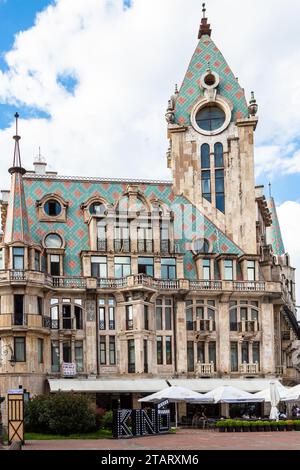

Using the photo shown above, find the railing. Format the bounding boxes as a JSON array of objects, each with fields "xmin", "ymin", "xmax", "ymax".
[
  {"xmin": 190, "ymin": 280, "xmax": 222, "ymax": 291},
  {"xmin": 275, "ymin": 365, "xmax": 285, "ymax": 375},
  {"xmin": 238, "ymin": 321, "xmax": 259, "ymax": 333},
  {"xmin": 152, "ymin": 279, "xmax": 179, "ymax": 290},
  {"xmin": 43, "ymin": 316, "xmax": 51, "ymax": 328},
  {"xmin": 195, "ymin": 319, "xmax": 216, "ymax": 332},
  {"xmin": 233, "ymin": 281, "xmax": 265, "ymax": 292},
  {"xmin": 114, "ymin": 239, "xmax": 131, "ymax": 253},
  {"xmin": 160, "ymin": 240, "xmax": 170, "ymax": 254},
  {"xmin": 62, "ymin": 318, "xmax": 74, "ymax": 330},
  {"xmin": 97, "ymin": 278, "xmax": 128, "ymax": 288},
  {"xmin": 137, "ymin": 239, "xmax": 153, "ymax": 253},
  {"xmin": 240, "ymin": 362, "xmax": 259, "ymax": 374},
  {"xmin": 10, "ymin": 270, "xmax": 26, "ymax": 281},
  {"xmin": 97, "ymin": 239, "xmax": 107, "ymax": 252},
  {"xmin": 52, "ymin": 277, "xmax": 87, "ymax": 288},
  {"xmin": 196, "ymin": 362, "xmax": 214, "ymax": 376}
]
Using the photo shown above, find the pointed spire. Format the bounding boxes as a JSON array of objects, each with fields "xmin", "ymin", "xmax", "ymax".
[
  {"xmin": 266, "ymin": 197, "xmax": 285, "ymax": 256},
  {"xmin": 198, "ymin": 3, "xmax": 212, "ymax": 39},
  {"xmin": 9, "ymin": 113, "xmax": 26, "ymax": 175}
]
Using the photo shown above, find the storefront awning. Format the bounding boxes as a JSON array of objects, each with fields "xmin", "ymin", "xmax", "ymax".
[
  {"xmin": 168, "ymin": 379, "xmax": 283, "ymax": 394},
  {"xmin": 48, "ymin": 378, "xmax": 168, "ymax": 394}
]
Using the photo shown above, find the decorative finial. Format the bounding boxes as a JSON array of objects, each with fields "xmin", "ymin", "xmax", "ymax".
[
  {"xmin": 9, "ymin": 112, "xmax": 26, "ymax": 174},
  {"xmin": 14, "ymin": 112, "xmax": 19, "ymax": 136},
  {"xmin": 175, "ymin": 84, "xmax": 178, "ymax": 94},
  {"xmin": 269, "ymin": 182, "xmax": 272, "ymax": 198},
  {"xmin": 198, "ymin": 2, "xmax": 212, "ymax": 38},
  {"xmin": 248, "ymin": 91, "xmax": 258, "ymax": 117}
]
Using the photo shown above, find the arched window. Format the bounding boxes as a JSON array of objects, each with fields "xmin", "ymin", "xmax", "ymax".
[
  {"xmin": 201, "ymin": 144, "xmax": 210, "ymax": 169},
  {"xmin": 214, "ymin": 143, "xmax": 224, "ymax": 167}
]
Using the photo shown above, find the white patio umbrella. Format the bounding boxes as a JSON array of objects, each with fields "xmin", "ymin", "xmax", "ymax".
[
  {"xmin": 253, "ymin": 382, "xmax": 288, "ymax": 403},
  {"xmin": 138, "ymin": 386, "xmax": 211, "ymax": 427},
  {"xmin": 196, "ymin": 385, "xmax": 263, "ymax": 403},
  {"xmin": 282, "ymin": 384, "xmax": 300, "ymax": 402},
  {"xmin": 269, "ymin": 381, "xmax": 281, "ymax": 420}
]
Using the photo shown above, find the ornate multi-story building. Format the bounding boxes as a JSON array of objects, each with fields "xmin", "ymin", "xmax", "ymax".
[{"xmin": 0, "ymin": 7, "xmax": 299, "ymax": 420}]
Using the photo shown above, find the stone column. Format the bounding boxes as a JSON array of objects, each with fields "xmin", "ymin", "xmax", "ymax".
[
  {"xmin": 85, "ymin": 298, "xmax": 98, "ymax": 375},
  {"xmin": 260, "ymin": 301, "xmax": 275, "ymax": 374},
  {"xmin": 175, "ymin": 299, "xmax": 187, "ymax": 374},
  {"xmin": 218, "ymin": 298, "xmax": 230, "ymax": 374}
]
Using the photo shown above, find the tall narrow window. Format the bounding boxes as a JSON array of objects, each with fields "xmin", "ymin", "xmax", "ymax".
[
  {"xmin": 51, "ymin": 340, "xmax": 60, "ymax": 372},
  {"xmin": 157, "ymin": 336, "xmax": 163, "ymax": 365},
  {"xmin": 14, "ymin": 295, "xmax": 24, "ymax": 326},
  {"xmin": 108, "ymin": 302, "xmax": 115, "ymax": 330},
  {"xmin": 241, "ymin": 341, "xmax": 249, "ymax": 364},
  {"xmin": 165, "ymin": 299, "xmax": 172, "ymax": 330},
  {"xmin": 38, "ymin": 338, "xmax": 44, "ymax": 364},
  {"xmin": 137, "ymin": 219, "xmax": 153, "ymax": 253},
  {"xmin": 224, "ymin": 260, "xmax": 233, "ymax": 280},
  {"xmin": 62, "ymin": 304, "xmax": 72, "ymax": 329},
  {"xmin": 247, "ymin": 261, "xmax": 256, "ymax": 281},
  {"xmin": 75, "ymin": 341, "xmax": 83, "ymax": 372},
  {"xmin": 13, "ymin": 247, "xmax": 24, "ymax": 270},
  {"xmin": 197, "ymin": 342, "xmax": 205, "ymax": 363},
  {"xmin": 37, "ymin": 297, "xmax": 43, "ymax": 316},
  {"xmin": 187, "ymin": 341, "xmax": 194, "ymax": 372},
  {"xmin": 14, "ymin": 337, "xmax": 26, "ymax": 362},
  {"xmin": 229, "ymin": 308, "xmax": 238, "ymax": 331},
  {"xmin": 100, "ymin": 336, "xmax": 106, "ymax": 365},
  {"xmin": 253, "ymin": 342, "xmax": 260, "ymax": 366},
  {"xmin": 126, "ymin": 305, "xmax": 133, "ymax": 330},
  {"xmin": 201, "ymin": 144, "xmax": 210, "ymax": 169},
  {"xmin": 166, "ymin": 336, "xmax": 172, "ymax": 365},
  {"xmin": 203, "ymin": 259, "xmax": 211, "ymax": 280},
  {"xmin": 230, "ymin": 342, "xmax": 238, "ymax": 372},
  {"xmin": 214, "ymin": 143, "xmax": 224, "ymax": 167},
  {"xmin": 109, "ymin": 336, "xmax": 116, "ymax": 365},
  {"xmin": 50, "ymin": 255, "xmax": 60, "ymax": 276},
  {"xmin": 63, "ymin": 340, "xmax": 71, "ymax": 363},
  {"xmin": 0, "ymin": 248, "xmax": 3, "ymax": 269},
  {"xmin": 144, "ymin": 305, "xmax": 149, "ymax": 330},
  {"xmin": 35, "ymin": 250, "xmax": 40, "ymax": 271},
  {"xmin": 160, "ymin": 219, "xmax": 170, "ymax": 253},
  {"xmin": 201, "ymin": 170, "xmax": 211, "ymax": 202},
  {"xmin": 50, "ymin": 304, "xmax": 59, "ymax": 329},
  {"xmin": 144, "ymin": 339, "xmax": 148, "ymax": 373},
  {"xmin": 128, "ymin": 339, "xmax": 135, "ymax": 373},
  {"xmin": 75, "ymin": 305, "xmax": 83, "ymax": 330},
  {"xmin": 114, "ymin": 218, "xmax": 130, "ymax": 252},
  {"xmin": 209, "ymin": 342, "xmax": 216, "ymax": 368},
  {"xmin": 97, "ymin": 220, "xmax": 107, "ymax": 252},
  {"xmin": 161, "ymin": 258, "xmax": 176, "ymax": 280}
]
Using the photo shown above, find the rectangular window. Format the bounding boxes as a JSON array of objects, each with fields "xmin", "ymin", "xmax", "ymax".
[
  {"xmin": 100, "ymin": 336, "xmax": 106, "ymax": 365},
  {"xmin": 166, "ymin": 336, "xmax": 172, "ymax": 365},
  {"xmin": 247, "ymin": 261, "xmax": 256, "ymax": 281},
  {"xmin": 75, "ymin": 341, "xmax": 83, "ymax": 372},
  {"xmin": 230, "ymin": 342, "xmax": 238, "ymax": 372},
  {"xmin": 114, "ymin": 257, "xmax": 131, "ymax": 278},
  {"xmin": 126, "ymin": 305, "xmax": 133, "ymax": 330},
  {"xmin": 114, "ymin": 219, "xmax": 130, "ymax": 252},
  {"xmin": 38, "ymin": 339, "xmax": 44, "ymax": 364},
  {"xmin": 35, "ymin": 250, "xmax": 40, "ymax": 271},
  {"xmin": 128, "ymin": 339, "xmax": 135, "ymax": 373},
  {"xmin": 202, "ymin": 170, "xmax": 211, "ymax": 202},
  {"xmin": 75, "ymin": 305, "xmax": 83, "ymax": 330},
  {"xmin": 50, "ymin": 305, "xmax": 59, "ymax": 329},
  {"xmin": 157, "ymin": 336, "xmax": 163, "ymax": 365},
  {"xmin": 144, "ymin": 339, "xmax": 148, "ymax": 373},
  {"xmin": 138, "ymin": 257, "xmax": 154, "ymax": 277},
  {"xmin": 215, "ymin": 169, "xmax": 225, "ymax": 213},
  {"xmin": 108, "ymin": 305, "xmax": 115, "ymax": 330},
  {"xmin": 251, "ymin": 309, "xmax": 258, "ymax": 323},
  {"xmin": 208, "ymin": 342, "xmax": 216, "ymax": 367},
  {"xmin": 63, "ymin": 340, "xmax": 71, "ymax": 363},
  {"xmin": 99, "ymin": 304, "xmax": 105, "ymax": 330},
  {"xmin": 203, "ymin": 259, "xmax": 211, "ymax": 280},
  {"xmin": 50, "ymin": 254, "xmax": 60, "ymax": 276},
  {"xmin": 37, "ymin": 297, "xmax": 43, "ymax": 316},
  {"xmin": 14, "ymin": 294, "xmax": 24, "ymax": 326},
  {"xmin": 13, "ymin": 247, "xmax": 24, "ymax": 270},
  {"xmin": 137, "ymin": 220, "xmax": 153, "ymax": 253},
  {"xmin": 0, "ymin": 248, "xmax": 3, "ymax": 269},
  {"xmin": 91, "ymin": 256, "xmax": 107, "ymax": 278},
  {"xmin": 240, "ymin": 307, "xmax": 248, "ymax": 321},
  {"xmin": 156, "ymin": 301, "xmax": 163, "ymax": 330},
  {"xmin": 161, "ymin": 258, "xmax": 176, "ymax": 280},
  {"xmin": 51, "ymin": 340, "xmax": 60, "ymax": 372},
  {"xmin": 14, "ymin": 337, "xmax": 26, "ymax": 362},
  {"xmin": 165, "ymin": 302, "xmax": 172, "ymax": 330},
  {"xmin": 187, "ymin": 341, "xmax": 194, "ymax": 372},
  {"xmin": 62, "ymin": 304, "xmax": 72, "ymax": 329},
  {"xmin": 144, "ymin": 305, "xmax": 149, "ymax": 330},
  {"xmin": 109, "ymin": 336, "xmax": 116, "ymax": 365},
  {"xmin": 253, "ymin": 342, "xmax": 260, "ymax": 366},
  {"xmin": 224, "ymin": 260, "xmax": 233, "ymax": 281},
  {"xmin": 241, "ymin": 341, "xmax": 249, "ymax": 364},
  {"xmin": 230, "ymin": 308, "xmax": 238, "ymax": 331},
  {"xmin": 197, "ymin": 342, "xmax": 205, "ymax": 363},
  {"xmin": 186, "ymin": 307, "xmax": 194, "ymax": 331},
  {"xmin": 160, "ymin": 221, "xmax": 169, "ymax": 253}
]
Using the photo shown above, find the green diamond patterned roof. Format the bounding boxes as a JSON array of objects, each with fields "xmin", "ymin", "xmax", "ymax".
[
  {"xmin": 175, "ymin": 34, "xmax": 249, "ymax": 126},
  {"xmin": 267, "ymin": 197, "xmax": 285, "ymax": 256},
  {"xmin": 22, "ymin": 175, "xmax": 243, "ymax": 278}
]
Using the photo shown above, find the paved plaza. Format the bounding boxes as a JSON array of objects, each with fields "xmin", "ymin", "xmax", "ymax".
[{"xmin": 21, "ymin": 429, "xmax": 300, "ymax": 451}]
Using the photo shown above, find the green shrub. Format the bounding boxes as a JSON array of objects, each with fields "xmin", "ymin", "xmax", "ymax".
[
  {"xmin": 25, "ymin": 392, "xmax": 96, "ymax": 435},
  {"xmin": 101, "ymin": 411, "xmax": 113, "ymax": 430}
]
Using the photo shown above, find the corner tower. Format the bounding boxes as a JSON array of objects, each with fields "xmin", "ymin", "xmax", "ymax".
[{"xmin": 166, "ymin": 4, "xmax": 258, "ymax": 253}]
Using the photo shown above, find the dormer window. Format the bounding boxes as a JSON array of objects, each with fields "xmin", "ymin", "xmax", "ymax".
[
  {"xmin": 44, "ymin": 199, "xmax": 61, "ymax": 216},
  {"xmin": 44, "ymin": 233, "xmax": 63, "ymax": 249},
  {"xmin": 90, "ymin": 202, "xmax": 106, "ymax": 216}
]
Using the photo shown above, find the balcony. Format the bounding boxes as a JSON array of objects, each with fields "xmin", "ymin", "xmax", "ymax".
[
  {"xmin": 233, "ymin": 281, "xmax": 265, "ymax": 292},
  {"xmin": 0, "ymin": 270, "xmax": 53, "ymax": 286},
  {"xmin": 196, "ymin": 362, "xmax": 214, "ymax": 377},
  {"xmin": 238, "ymin": 321, "xmax": 259, "ymax": 334},
  {"xmin": 114, "ymin": 239, "xmax": 130, "ymax": 253},
  {"xmin": 240, "ymin": 362, "xmax": 259, "ymax": 375},
  {"xmin": 97, "ymin": 277, "xmax": 128, "ymax": 289},
  {"xmin": 190, "ymin": 280, "xmax": 222, "ymax": 291},
  {"xmin": 97, "ymin": 239, "xmax": 107, "ymax": 252},
  {"xmin": 160, "ymin": 240, "xmax": 170, "ymax": 254},
  {"xmin": 0, "ymin": 313, "xmax": 49, "ymax": 331},
  {"xmin": 194, "ymin": 319, "xmax": 216, "ymax": 333},
  {"xmin": 52, "ymin": 277, "xmax": 87, "ymax": 289}
]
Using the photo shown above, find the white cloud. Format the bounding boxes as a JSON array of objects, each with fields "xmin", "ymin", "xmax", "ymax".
[
  {"xmin": 0, "ymin": 0, "xmax": 298, "ymax": 188},
  {"xmin": 278, "ymin": 201, "xmax": 300, "ymax": 304}
]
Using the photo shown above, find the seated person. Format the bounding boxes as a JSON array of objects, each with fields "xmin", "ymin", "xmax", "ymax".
[
  {"xmin": 241, "ymin": 412, "xmax": 250, "ymax": 419},
  {"xmin": 279, "ymin": 411, "xmax": 287, "ymax": 419}
]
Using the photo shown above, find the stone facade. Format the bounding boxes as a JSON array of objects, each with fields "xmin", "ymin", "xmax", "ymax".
[{"xmin": 0, "ymin": 9, "xmax": 299, "ymax": 423}]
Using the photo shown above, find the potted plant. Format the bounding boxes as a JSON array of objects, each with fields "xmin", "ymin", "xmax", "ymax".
[
  {"xmin": 277, "ymin": 420, "xmax": 286, "ymax": 432},
  {"xmin": 226, "ymin": 419, "xmax": 234, "ymax": 433},
  {"xmin": 216, "ymin": 420, "xmax": 226, "ymax": 433},
  {"xmin": 270, "ymin": 421, "xmax": 278, "ymax": 432},
  {"xmin": 234, "ymin": 420, "xmax": 242, "ymax": 432},
  {"xmin": 294, "ymin": 420, "xmax": 300, "ymax": 431},
  {"xmin": 241, "ymin": 421, "xmax": 250, "ymax": 432},
  {"xmin": 286, "ymin": 420, "xmax": 294, "ymax": 431},
  {"xmin": 250, "ymin": 421, "xmax": 258, "ymax": 432},
  {"xmin": 256, "ymin": 420, "xmax": 265, "ymax": 432},
  {"xmin": 263, "ymin": 421, "xmax": 271, "ymax": 432}
]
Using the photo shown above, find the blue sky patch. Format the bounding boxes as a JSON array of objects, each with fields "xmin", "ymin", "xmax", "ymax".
[
  {"xmin": 57, "ymin": 74, "xmax": 78, "ymax": 95},
  {"xmin": 0, "ymin": 103, "xmax": 50, "ymax": 129}
]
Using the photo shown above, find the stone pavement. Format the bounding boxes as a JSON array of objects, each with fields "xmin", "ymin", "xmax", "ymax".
[{"xmin": 21, "ymin": 429, "xmax": 300, "ymax": 451}]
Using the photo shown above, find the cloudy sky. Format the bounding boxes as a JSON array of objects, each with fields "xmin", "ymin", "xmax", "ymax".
[{"xmin": 0, "ymin": 0, "xmax": 299, "ymax": 301}]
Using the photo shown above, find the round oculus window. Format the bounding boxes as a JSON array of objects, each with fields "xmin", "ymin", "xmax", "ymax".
[
  {"xmin": 193, "ymin": 238, "xmax": 210, "ymax": 255},
  {"xmin": 195, "ymin": 105, "xmax": 226, "ymax": 132},
  {"xmin": 44, "ymin": 199, "xmax": 62, "ymax": 216},
  {"xmin": 44, "ymin": 233, "xmax": 63, "ymax": 249}
]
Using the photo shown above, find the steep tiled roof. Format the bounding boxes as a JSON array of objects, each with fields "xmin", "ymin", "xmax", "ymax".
[
  {"xmin": 174, "ymin": 34, "xmax": 249, "ymax": 126},
  {"xmin": 267, "ymin": 197, "xmax": 285, "ymax": 256},
  {"xmin": 23, "ymin": 177, "xmax": 243, "ymax": 278}
]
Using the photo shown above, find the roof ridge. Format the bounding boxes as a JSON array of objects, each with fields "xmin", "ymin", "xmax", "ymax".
[{"xmin": 24, "ymin": 173, "xmax": 173, "ymax": 185}]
